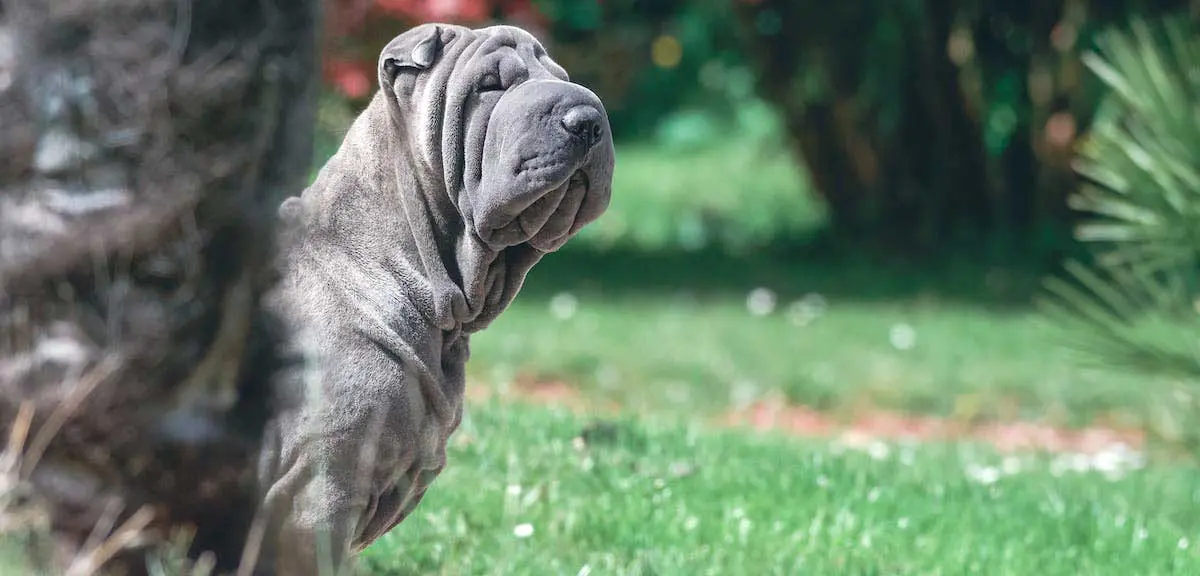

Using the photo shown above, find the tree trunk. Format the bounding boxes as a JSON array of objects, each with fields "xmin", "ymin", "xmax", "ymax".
[
  {"xmin": 735, "ymin": 0, "xmax": 1191, "ymax": 257},
  {"xmin": 736, "ymin": 0, "xmax": 993, "ymax": 254},
  {"xmin": 0, "ymin": 0, "xmax": 318, "ymax": 572}
]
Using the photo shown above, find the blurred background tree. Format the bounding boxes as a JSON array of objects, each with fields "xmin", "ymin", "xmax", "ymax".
[
  {"xmin": 321, "ymin": 0, "xmax": 754, "ymax": 145},
  {"xmin": 736, "ymin": 0, "xmax": 1197, "ymax": 255}
]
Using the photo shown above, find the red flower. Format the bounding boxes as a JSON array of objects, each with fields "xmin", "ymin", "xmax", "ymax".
[
  {"xmin": 324, "ymin": 58, "xmax": 374, "ymax": 99},
  {"xmin": 320, "ymin": 0, "xmax": 549, "ymax": 96},
  {"xmin": 373, "ymin": 0, "xmax": 490, "ymax": 22}
]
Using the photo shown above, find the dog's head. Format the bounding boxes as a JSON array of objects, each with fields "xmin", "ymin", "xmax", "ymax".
[{"xmin": 377, "ymin": 23, "xmax": 614, "ymax": 254}]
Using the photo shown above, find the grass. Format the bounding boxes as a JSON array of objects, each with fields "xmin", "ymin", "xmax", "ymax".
[
  {"xmin": 361, "ymin": 401, "xmax": 1200, "ymax": 575},
  {"xmin": 470, "ymin": 279, "xmax": 1182, "ymax": 426}
]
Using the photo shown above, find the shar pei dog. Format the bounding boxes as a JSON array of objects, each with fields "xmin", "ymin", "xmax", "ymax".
[{"xmin": 257, "ymin": 23, "xmax": 615, "ymax": 573}]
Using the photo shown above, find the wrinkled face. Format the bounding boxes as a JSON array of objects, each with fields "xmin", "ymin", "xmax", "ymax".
[{"xmin": 379, "ymin": 24, "xmax": 614, "ymax": 253}]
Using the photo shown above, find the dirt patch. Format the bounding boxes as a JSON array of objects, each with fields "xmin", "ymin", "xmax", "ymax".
[
  {"xmin": 720, "ymin": 400, "xmax": 1145, "ymax": 454},
  {"xmin": 467, "ymin": 376, "xmax": 1146, "ymax": 455},
  {"xmin": 466, "ymin": 375, "xmax": 621, "ymax": 414}
]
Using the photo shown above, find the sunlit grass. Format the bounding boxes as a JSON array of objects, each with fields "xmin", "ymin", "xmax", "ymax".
[
  {"xmin": 471, "ymin": 286, "xmax": 1182, "ymax": 426},
  {"xmin": 361, "ymin": 402, "xmax": 1200, "ymax": 575}
]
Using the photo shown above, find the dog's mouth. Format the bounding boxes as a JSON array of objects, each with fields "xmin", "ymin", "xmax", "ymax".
[
  {"xmin": 477, "ymin": 167, "xmax": 591, "ymax": 253},
  {"xmin": 525, "ymin": 169, "xmax": 590, "ymax": 252}
]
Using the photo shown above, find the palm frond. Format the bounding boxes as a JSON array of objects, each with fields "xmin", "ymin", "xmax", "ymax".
[
  {"xmin": 1043, "ymin": 14, "xmax": 1200, "ymax": 381},
  {"xmin": 1073, "ymin": 16, "xmax": 1200, "ymax": 267},
  {"xmin": 1039, "ymin": 259, "xmax": 1200, "ymax": 380}
]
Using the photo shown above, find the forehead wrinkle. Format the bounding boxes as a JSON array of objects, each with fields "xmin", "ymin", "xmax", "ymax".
[
  {"xmin": 515, "ymin": 43, "xmax": 561, "ymax": 80},
  {"xmin": 480, "ymin": 24, "xmax": 533, "ymax": 43},
  {"xmin": 475, "ymin": 32, "xmax": 518, "ymax": 58},
  {"xmin": 413, "ymin": 37, "xmax": 468, "ymax": 170},
  {"xmin": 479, "ymin": 33, "xmax": 556, "ymax": 82}
]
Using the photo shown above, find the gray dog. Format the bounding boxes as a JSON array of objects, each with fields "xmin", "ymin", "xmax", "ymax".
[{"xmin": 256, "ymin": 23, "xmax": 614, "ymax": 573}]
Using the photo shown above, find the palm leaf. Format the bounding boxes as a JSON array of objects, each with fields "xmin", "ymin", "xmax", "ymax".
[{"xmin": 1042, "ymin": 14, "xmax": 1200, "ymax": 381}]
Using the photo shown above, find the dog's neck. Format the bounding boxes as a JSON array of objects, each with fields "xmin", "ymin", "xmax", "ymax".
[{"xmin": 292, "ymin": 94, "xmax": 540, "ymax": 335}]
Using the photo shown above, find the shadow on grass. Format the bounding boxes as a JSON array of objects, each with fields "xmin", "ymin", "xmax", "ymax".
[{"xmin": 523, "ymin": 238, "xmax": 1082, "ymax": 309}]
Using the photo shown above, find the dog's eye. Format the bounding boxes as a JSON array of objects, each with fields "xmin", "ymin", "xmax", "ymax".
[{"xmin": 478, "ymin": 73, "xmax": 504, "ymax": 93}]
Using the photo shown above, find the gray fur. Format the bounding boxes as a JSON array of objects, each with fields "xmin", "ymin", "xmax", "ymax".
[{"xmin": 258, "ymin": 23, "xmax": 615, "ymax": 572}]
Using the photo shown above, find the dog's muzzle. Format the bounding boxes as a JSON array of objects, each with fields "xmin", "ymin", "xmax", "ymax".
[{"xmin": 472, "ymin": 78, "xmax": 615, "ymax": 253}]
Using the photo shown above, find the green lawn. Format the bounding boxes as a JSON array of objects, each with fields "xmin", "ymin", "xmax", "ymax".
[
  {"xmin": 361, "ymin": 402, "xmax": 1200, "ymax": 575},
  {"xmin": 472, "ymin": 250, "xmax": 1189, "ymax": 427}
]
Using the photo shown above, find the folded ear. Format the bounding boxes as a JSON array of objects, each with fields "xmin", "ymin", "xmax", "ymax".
[{"xmin": 378, "ymin": 25, "xmax": 444, "ymax": 89}]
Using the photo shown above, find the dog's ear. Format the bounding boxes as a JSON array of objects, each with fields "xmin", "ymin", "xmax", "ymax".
[{"xmin": 378, "ymin": 25, "xmax": 444, "ymax": 88}]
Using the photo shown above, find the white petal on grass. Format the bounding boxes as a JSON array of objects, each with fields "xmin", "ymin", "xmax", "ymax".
[
  {"xmin": 549, "ymin": 292, "xmax": 578, "ymax": 320},
  {"xmin": 506, "ymin": 484, "xmax": 522, "ymax": 497},
  {"xmin": 888, "ymin": 323, "xmax": 917, "ymax": 350},
  {"xmin": 1001, "ymin": 456, "xmax": 1022, "ymax": 475},
  {"xmin": 513, "ymin": 523, "xmax": 535, "ymax": 538},
  {"xmin": 746, "ymin": 287, "xmax": 777, "ymax": 316},
  {"xmin": 595, "ymin": 364, "xmax": 621, "ymax": 390},
  {"xmin": 964, "ymin": 464, "xmax": 1001, "ymax": 485},
  {"xmin": 1102, "ymin": 469, "xmax": 1127, "ymax": 482},
  {"xmin": 1104, "ymin": 442, "xmax": 1147, "ymax": 471},
  {"xmin": 729, "ymin": 380, "xmax": 760, "ymax": 408},
  {"xmin": 785, "ymin": 293, "xmax": 827, "ymax": 326},
  {"xmin": 1069, "ymin": 453, "xmax": 1092, "ymax": 473},
  {"xmin": 738, "ymin": 518, "xmax": 753, "ymax": 541},
  {"xmin": 1180, "ymin": 537, "xmax": 1190, "ymax": 550},
  {"xmin": 867, "ymin": 441, "xmax": 891, "ymax": 461},
  {"xmin": 1049, "ymin": 456, "xmax": 1069, "ymax": 477}
]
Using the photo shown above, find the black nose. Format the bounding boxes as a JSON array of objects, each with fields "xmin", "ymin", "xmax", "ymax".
[{"xmin": 561, "ymin": 105, "xmax": 604, "ymax": 149}]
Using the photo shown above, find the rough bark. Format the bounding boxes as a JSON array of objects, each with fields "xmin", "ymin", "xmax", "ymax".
[{"xmin": 0, "ymin": 0, "xmax": 318, "ymax": 572}]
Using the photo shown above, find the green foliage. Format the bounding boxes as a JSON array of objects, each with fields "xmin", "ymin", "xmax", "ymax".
[
  {"xmin": 574, "ymin": 140, "xmax": 818, "ymax": 252},
  {"xmin": 532, "ymin": 0, "xmax": 754, "ymax": 143},
  {"xmin": 1041, "ymin": 15, "xmax": 1200, "ymax": 382},
  {"xmin": 1073, "ymin": 17, "xmax": 1200, "ymax": 269}
]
